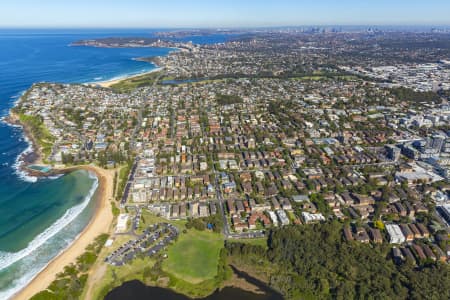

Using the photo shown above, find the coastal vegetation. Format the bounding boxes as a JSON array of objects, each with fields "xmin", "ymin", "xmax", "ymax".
[
  {"xmin": 87, "ymin": 205, "xmax": 228, "ymax": 299},
  {"xmin": 113, "ymin": 171, "xmax": 118, "ymax": 196},
  {"xmin": 93, "ymin": 256, "xmax": 157, "ymax": 300},
  {"xmin": 110, "ymin": 71, "xmax": 162, "ymax": 93},
  {"xmin": 226, "ymin": 221, "xmax": 450, "ymax": 300},
  {"xmin": 111, "ymin": 201, "xmax": 120, "ymax": 217},
  {"xmin": 16, "ymin": 112, "xmax": 55, "ymax": 161},
  {"xmin": 30, "ymin": 234, "xmax": 109, "ymax": 300}
]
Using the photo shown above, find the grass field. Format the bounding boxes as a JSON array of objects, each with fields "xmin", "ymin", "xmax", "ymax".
[
  {"xmin": 86, "ymin": 218, "xmax": 227, "ymax": 299},
  {"xmin": 162, "ymin": 230, "xmax": 224, "ymax": 284}
]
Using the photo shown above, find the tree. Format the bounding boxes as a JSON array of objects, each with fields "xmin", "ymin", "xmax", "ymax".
[{"xmin": 227, "ymin": 221, "xmax": 450, "ymax": 300}]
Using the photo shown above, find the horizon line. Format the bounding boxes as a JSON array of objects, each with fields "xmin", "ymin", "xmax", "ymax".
[{"xmin": 1, "ymin": 24, "xmax": 450, "ymax": 30}]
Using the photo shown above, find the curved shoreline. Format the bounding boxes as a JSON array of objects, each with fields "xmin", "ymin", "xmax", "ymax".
[
  {"xmin": 4, "ymin": 110, "xmax": 116, "ymax": 300},
  {"xmin": 12, "ymin": 165, "xmax": 115, "ymax": 300},
  {"xmin": 91, "ymin": 47, "xmax": 180, "ymax": 88},
  {"xmin": 5, "ymin": 45, "xmax": 173, "ymax": 299},
  {"xmin": 94, "ymin": 67, "xmax": 163, "ymax": 88}
]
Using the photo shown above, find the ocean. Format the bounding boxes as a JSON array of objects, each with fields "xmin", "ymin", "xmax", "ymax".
[{"xmin": 0, "ymin": 28, "xmax": 232, "ymax": 299}]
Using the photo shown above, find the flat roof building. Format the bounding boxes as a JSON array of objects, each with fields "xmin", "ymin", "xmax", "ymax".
[
  {"xmin": 386, "ymin": 224, "xmax": 406, "ymax": 244},
  {"xmin": 302, "ymin": 212, "xmax": 325, "ymax": 224},
  {"xmin": 276, "ymin": 209, "xmax": 290, "ymax": 226},
  {"xmin": 116, "ymin": 214, "xmax": 129, "ymax": 233}
]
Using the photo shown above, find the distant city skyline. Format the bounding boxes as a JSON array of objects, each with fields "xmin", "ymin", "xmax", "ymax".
[{"xmin": 2, "ymin": 0, "xmax": 450, "ymax": 28}]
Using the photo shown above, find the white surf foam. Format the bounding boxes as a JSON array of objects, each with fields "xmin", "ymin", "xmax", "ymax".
[
  {"xmin": 2, "ymin": 89, "xmax": 38, "ymax": 183},
  {"xmin": 0, "ymin": 172, "xmax": 99, "ymax": 272},
  {"xmin": 12, "ymin": 134, "xmax": 38, "ymax": 183},
  {"xmin": 0, "ymin": 172, "xmax": 99, "ymax": 300},
  {"xmin": 0, "ymin": 263, "xmax": 43, "ymax": 300},
  {"xmin": 90, "ymin": 66, "xmax": 162, "ymax": 86},
  {"xmin": 47, "ymin": 174, "xmax": 63, "ymax": 180}
]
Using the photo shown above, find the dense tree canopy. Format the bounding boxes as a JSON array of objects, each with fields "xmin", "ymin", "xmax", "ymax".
[
  {"xmin": 216, "ymin": 94, "xmax": 243, "ymax": 105},
  {"xmin": 391, "ymin": 87, "xmax": 441, "ymax": 104},
  {"xmin": 226, "ymin": 221, "xmax": 450, "ymax": 300}
]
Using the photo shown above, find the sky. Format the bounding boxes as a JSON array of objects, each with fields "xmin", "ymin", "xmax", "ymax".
[{"xmin": 1, "ymin": 0, "xmax": 450, "ymax": 28}]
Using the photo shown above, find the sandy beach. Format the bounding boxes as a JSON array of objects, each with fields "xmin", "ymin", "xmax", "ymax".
[
  {"xmin": 94, "ymin": 67, "xmax": 163, "ymax": 88},
  {"xmin": 13, "ymin": 165, "xmax": 115, "ymax": 300}
]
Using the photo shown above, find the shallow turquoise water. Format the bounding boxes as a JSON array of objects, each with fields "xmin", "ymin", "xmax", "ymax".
[
  {"xmin": 0, "ymin": 29, "xmax": 232, "ymax": 298},
  {"xmin": 0, "ymin": 29, "xmax": 174, "ymax": 298},
  {"xmin": 0, "ymin": 170, "xmax": 98, "ymax": 298}
]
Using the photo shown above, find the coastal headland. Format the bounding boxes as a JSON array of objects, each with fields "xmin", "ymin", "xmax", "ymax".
[
  {"xmin": 6, "ymin": 96, "xmax": 118, "ymax": 300},
  {"xmin": 6, "ymin": 106, "xmax": 115, "ymax": 299},
  {"xmin": 4, "ymin": 41, "xmax": 276, "ymax": 299},
  {"xmin": 3, "ymin": 44, "xmax": 170, "ymax": 299},
  {"xmin": 5, "ymin": 111, "xmax": 44, "ymax": 167}
]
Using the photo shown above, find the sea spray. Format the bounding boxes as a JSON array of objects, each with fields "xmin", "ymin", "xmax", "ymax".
[{"xmin": 11, "ymin": 132, "xmax": 38, "ymax": 183}]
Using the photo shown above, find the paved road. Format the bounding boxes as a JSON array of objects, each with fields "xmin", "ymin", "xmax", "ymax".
[
  {"xmin": 228, "ymin": 230, "xmax": 265, "ymax": 239},
  {"xmin": 130, "ymin": 72, "xmax": 164, "ymax": 151},
  {"xmin": 120, "ymin": 157, "xmax": 139, "ymax": 207},
  {"xmin": 212, "ymin": 165, "xmax": 231, "ymax": 237}
]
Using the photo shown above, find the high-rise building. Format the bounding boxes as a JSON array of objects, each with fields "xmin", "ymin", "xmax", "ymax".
[{"xmin": 386, "ymin": 145, "xmax": 401, "ymax": 161}]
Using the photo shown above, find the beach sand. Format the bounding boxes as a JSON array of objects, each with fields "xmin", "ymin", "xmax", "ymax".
[
  {"xmin": 13, "ymin": 165, "xmax": 115, "ymax": 300},
  {"xmin": 94, "ymin": 67, "xmax": 163, "ymax": 88}
]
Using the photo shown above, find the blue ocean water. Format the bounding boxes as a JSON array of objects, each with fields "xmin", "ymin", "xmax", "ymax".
[
  {"xmin": 0, "ymin": 29, "xmax": 186, "ymax": 299},
  {"xmin": 0, "ymin": 29, "xmax": 233, "ymax": 299}
]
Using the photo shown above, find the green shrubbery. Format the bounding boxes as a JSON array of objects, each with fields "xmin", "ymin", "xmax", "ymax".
[
  {"xmin": 30, "ymin": 234, "xmax": 109, "ymax": 300},
  {"xmin": 185, "ymin": 214, "xmax": 223, "ymax": 233},
  {"xmin": 18, "ymin": 113, "xmax": 55, "ymax": 160}
]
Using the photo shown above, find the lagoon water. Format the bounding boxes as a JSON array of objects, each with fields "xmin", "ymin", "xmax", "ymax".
[{"xmin": 0, "ymin": 29, "xmax": 184, "ymax": 298}]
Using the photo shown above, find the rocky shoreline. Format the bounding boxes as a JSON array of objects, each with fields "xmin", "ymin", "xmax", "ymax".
[{"xmin": 3, "ymin": 112, "xmax": 62, "ymax": 178}]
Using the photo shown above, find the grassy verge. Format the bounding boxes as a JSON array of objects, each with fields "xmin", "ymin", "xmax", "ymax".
[
  {"xmin": 115, "ymin": 163, "xmax": 131, "ymax": 201},
  {"xmin": 111, "ymin": 201, "xmax": 120, "ymax": 217}
]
